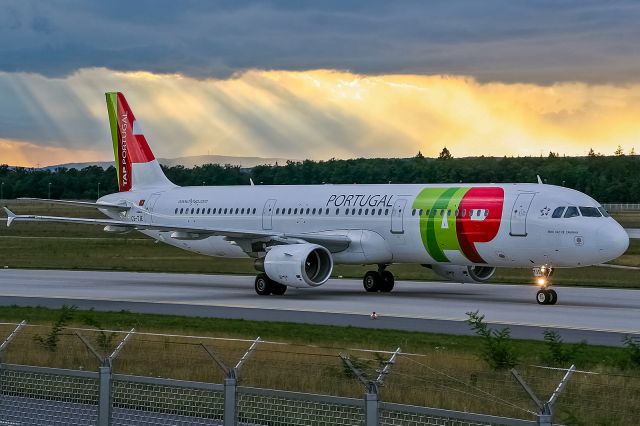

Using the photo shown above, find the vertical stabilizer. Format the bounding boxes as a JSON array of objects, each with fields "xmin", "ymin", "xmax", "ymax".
[{"xmin": 105, "ymin": 92, "xmax": 175, "ymax": 192}]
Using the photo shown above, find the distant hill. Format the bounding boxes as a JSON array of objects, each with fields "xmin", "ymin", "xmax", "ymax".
[{"xmin": 44, "ymin": 154, "xmax": 295, "ymax": 170}]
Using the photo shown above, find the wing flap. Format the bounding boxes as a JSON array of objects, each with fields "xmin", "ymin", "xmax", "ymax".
[{"xmin": 18, "ymin": 198, "xmax": 130, "ymax": 212}]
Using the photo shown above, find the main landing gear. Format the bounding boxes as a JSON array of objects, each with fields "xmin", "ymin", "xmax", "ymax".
[
  {"xmin": 363, "ymin": 265, "xmax": 395, "ymax": 293},
  {"xmin": 534, "ymin": 265, "xmax": 557, "ymax": 305},
  {"xmin": 255, "ymin": 273, "xmax": 287, "ymax": 296}
]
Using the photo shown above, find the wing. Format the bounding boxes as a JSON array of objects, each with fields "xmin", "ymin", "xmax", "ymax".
[
  {"xmin": 18, "ymin": 198, "xmax": 130, "ymax": 212},
  {"xmin": 2, "ymin": 207, "xmax": 350, "ymax": 252}
]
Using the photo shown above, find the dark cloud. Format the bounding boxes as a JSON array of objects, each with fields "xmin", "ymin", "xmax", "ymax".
[{"xmin": 0, "ymin": 1, "xmax": 639, "ymax": 83}]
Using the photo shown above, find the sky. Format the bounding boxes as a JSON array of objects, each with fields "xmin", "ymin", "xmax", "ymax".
[{"xmin": 1, "ymin": 0, "xmax": 639, "ymax": 167}]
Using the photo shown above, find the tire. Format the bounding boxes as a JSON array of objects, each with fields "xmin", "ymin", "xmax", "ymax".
[
  {"xmin": 363, "ymin": 271, "xmax": 381, "ymax": 292},
  {"xmin": 271, "ymin": 282, "xmax": 287, "ymax": 296},
  {"xmin": 547, "ymin": 289, "xmax": 557, "ymax": 305},
  {"xmin": 536, "ymin": 289, "xmax": 549, "ymax": 305},
  {"xmin": 379, "ymin": 270, "xmax": 395, "ymax": 292},
  {"xmin": 255, "ymin": 273, "xmax": 272, "ymax": 296}
]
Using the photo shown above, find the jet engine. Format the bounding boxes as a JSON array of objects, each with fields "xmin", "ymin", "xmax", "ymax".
[
  {"xmin": 429, "ymin": 265, "xmax": 496, "ymax": 283},
  {"xmin": 263, "ymin": 243, "xmax": 333, "ymax": 288}
]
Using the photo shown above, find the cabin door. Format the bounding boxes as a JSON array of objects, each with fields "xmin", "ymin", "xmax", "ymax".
[
  {"xmin": 391, "ymin": 199, "xmax": 407, "ymax": 234},
  {"xmin": 509, "ymin": 192, "xmax": 535, "ymax": 237}
]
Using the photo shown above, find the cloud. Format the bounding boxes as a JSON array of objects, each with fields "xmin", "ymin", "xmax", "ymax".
[
  {"xmin": 0, "ymin": 1, "xmax": 639, "ymax": 83},
  {"xmin": 1, "ymin": 67, "xmax": 640, "ymax": 167}
]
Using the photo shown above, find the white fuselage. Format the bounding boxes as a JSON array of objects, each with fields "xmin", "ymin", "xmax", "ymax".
[{"xmin": 99, "ymin": 183, "xmax": 629, "ymax": 269}]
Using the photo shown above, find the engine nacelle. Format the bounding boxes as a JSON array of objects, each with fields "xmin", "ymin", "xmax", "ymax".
[
  {"xmin": 429, "ymin": 265, "xmax": 496, "ymax": 283},
  {"xmin": 264, "ymin": 244, "xmax": 333, "ymax": 288}
]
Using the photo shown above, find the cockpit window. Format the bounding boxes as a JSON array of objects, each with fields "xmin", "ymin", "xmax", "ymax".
[
  {"xmin": 579, "ymin": 207, "xmax": 602, "ymax": 217},
  {"xmin": 564, "ymin": 206, "xmax": 580, "ymax": 218},
  {"xmin": 551, "ymin": 207, "xmax": 565, "ymax": 218},
  {"xmin": 598, "ymin": 206, "xmax": 610, "ymax": 217}
]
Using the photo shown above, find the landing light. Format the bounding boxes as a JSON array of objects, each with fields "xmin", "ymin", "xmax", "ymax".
[{"xmin": 536, "ymin": 277, "xmax": 547, "ymax": 287}]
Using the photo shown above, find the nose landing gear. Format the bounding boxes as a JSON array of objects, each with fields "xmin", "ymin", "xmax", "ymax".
[{"xmin": 534, "ymin": 266, "xmax": 557, "ymax": 305}]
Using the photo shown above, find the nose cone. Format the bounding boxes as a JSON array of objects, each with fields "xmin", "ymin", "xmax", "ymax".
[{"xmin": 597, "ymin": 222, "xmax": 629, "ymax": 262}]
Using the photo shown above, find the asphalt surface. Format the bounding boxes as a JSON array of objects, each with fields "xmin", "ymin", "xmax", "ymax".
[{"xmin": 0, "ymin": 269, "xmax": 638, "ymax": 346}]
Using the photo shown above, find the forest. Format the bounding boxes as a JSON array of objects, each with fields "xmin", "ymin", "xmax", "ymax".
[{"xmin": 1, "ymin": 151, "xmax": 639, "ymax": 202}]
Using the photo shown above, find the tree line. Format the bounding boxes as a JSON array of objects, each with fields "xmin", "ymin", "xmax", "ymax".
[{"xmin": 1, "ymin": 152, "xmax": 639, "ymax": 202}]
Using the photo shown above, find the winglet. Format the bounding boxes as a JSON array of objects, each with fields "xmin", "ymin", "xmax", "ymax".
[
  {"xmin": 250, "ymin": 178, "xmax": 255, "ymax": 186},
  {"xmin": 536, "ymin": 175, "xmax": 543, "ymax": 184},
  {"xmin": 3, "ymin": 207, "xmax": 16, "ymax": 227}
]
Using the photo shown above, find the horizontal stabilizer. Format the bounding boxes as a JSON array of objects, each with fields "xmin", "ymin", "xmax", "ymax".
[
  {"xmin": 18, "ymin": 198, "xmax": 130, "ymax": 212},
  {"xmin": 3, "ymin": 207, "xmax": 16, "ymax": 227}
]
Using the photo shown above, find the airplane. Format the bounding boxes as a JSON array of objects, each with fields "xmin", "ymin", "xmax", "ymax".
[{"xmin": 3, "ymin": 92, "xmax": 631, "ymax": 305}]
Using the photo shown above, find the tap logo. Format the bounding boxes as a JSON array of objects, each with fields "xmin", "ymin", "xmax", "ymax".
[{"xmin": 413, "ymin": 187, "xmax": 504, "ymax": 263}]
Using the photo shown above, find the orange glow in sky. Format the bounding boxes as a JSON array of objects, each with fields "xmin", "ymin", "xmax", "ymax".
[{"xmin": 1, "ymin": 68, "xmax": 639, "ymax": 167}]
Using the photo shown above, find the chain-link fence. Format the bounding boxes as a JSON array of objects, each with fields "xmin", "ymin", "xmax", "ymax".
[
  {"xmin": 0, "ymin": 321, "xmax": 638, "ymax": 425},
  {"xmin": 603, "ymin": 203, "xmax": 640, "ymax": 211}
]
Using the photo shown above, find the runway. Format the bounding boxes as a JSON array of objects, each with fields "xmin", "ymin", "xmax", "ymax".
[{"xmin": 0, "ymin": 269, "xmax": 638, "ymax": 346}]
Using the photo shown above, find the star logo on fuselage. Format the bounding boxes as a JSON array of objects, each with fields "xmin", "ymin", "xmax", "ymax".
[{"xmin": 540, "ymin": 206, "xmax": 550, "ymax": 216}]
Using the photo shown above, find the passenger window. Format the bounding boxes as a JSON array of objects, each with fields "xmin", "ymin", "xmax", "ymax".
[
  {"xmin": 190, "ymin": 208, "xmax": 194, "ymax": 214},
  {"xmin": 412, "ymin": 209, "xmax": 416, "ymax": 216},
  {"xmin": 174, "ymin": 208, "xmax": 178, "ymax": 214},
  {"xmin": 564, "ymin": 206, "xmax": 580, "ymax": 218},
  {"xmin": 425, "ymin": 209, "xmax": 430, "ymax": 216},
  {"xmin": 252, "ymin": 208, "xmax": 256, "ymax": 214},
  {"xmin": 484, "ymin": 209, "xmax": 489, "ymax": 217},
  {"xmin": 345, "ymin": 209, "xmax": 350, "ymax": 215},
  {"xmin": 312, "ymin": 208, "xmax": 316, "ymax": 214},
  {"xmin": 365, "ymin": 208, "xmax": 369, "ymax": 215},
  {"xmin": 207, "ymin": 208, "xmax": 211, "ymax": 214},
  {"xmin": 358, "ymin": 208, "xmax": 362, "ymax": 215},
  {"xmin": 579, "ymin": 207, "xmax": 602, "ymax": 217},
  {"xmin": 461, "ymin": 209, "xmax": 466, "ymax": 217},
  {"xmin": 552, "ymin": 207, "xmax": 565, "ymax": 218},
  {"xmin": 306, "ymin": 208, "xmax": 310, "ymax": 214},
  {"xmin": 385, "ymin": 209, "xmax": 389, "ymax": 215},
  {"xmin": 336, "ymin": 208, "xmax": 340, "ymax": 215},
  {"xmin": 326, "ymin": 208, "xmax": 329, "ymax": 214},
  {"xmin": 352, "ymin": 208, "xmax": 356, "ymax": 215},
  {"xmin": 378, "ymin": 208, "xmax": 382, "ymax": 215},
  {"xmin": 275, "ymin": 208, "xmax": 278, "ymax": 214},
  {"xmin": 179, "ymin": 208, "xmax": 183, "ymax": 214}
]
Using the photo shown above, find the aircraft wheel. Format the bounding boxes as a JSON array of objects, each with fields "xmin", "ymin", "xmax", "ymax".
[
  {"xmin": 255, "ymin": 273, "xmax": 272, "ymax": 296},
  {"xmin": 547, "ymin": 289, "xmax": 557, "ymax": 305},
  {"xmin": 380, "ymin": 271, "xmax": 395, "ymax": 292},
  {"xmin": 363, "ymin": 271, "xmax": 381, "ymax": 292},
  {"xmin": 271, "ymin": 282, "xmax": 287, "ymax": 296},
  {"xmin": 536, "ymin": 289, "xmax": 549, "ymax": 305}
]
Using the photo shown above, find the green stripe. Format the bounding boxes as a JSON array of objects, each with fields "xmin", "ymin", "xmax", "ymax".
[
  {"xmin": 105, "ymin": 92, "xmax": 120, "ymax": 184},
  {"xmin": 413, "ymin": 187, "xmax": 469, "ymax": 262}
]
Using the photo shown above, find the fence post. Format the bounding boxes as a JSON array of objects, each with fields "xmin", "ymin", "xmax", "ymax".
[
  {"xmin": 224, "ymin": 376, "xmax": 237, "ymax": 426},
  {"xmin": 201, "ymin": 336, "xmax": 261, "ymax": 426},
  {"xmin": 76, "ymin": 327, "xmax": 135, "ymax": 426},
  {"xmin": 365, "ymin": 383, "xmax": 379, "ymax": 426},
  {"xmin": 341, "ymin": 347, "xmax": 401, "ymax": 426},
  {"xmin": 98, "ymin": 360, "xmax": 112, "ymax": 426},
  {"xmin": 511, "ymin": 365, "xmax": 576, "ymax": 426}
]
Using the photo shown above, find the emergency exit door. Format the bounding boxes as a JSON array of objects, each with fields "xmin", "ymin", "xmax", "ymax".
[{"xmin": 262, "ymin": 199, "xmax": 277, "ymax": 230}]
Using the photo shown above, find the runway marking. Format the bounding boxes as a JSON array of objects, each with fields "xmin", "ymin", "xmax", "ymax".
[{"xmin": 1, "ymin": 293, "xmax": 638, "ymax": 335}]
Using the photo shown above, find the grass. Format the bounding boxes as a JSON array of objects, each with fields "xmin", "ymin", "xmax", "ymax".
[
  {"xmin": 0, "ymin": 305, "xmax": 638, "ymax": 424},
  {"xmin": 1, "ymin": 200, "xmax": 638, "ymax": 288}
]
